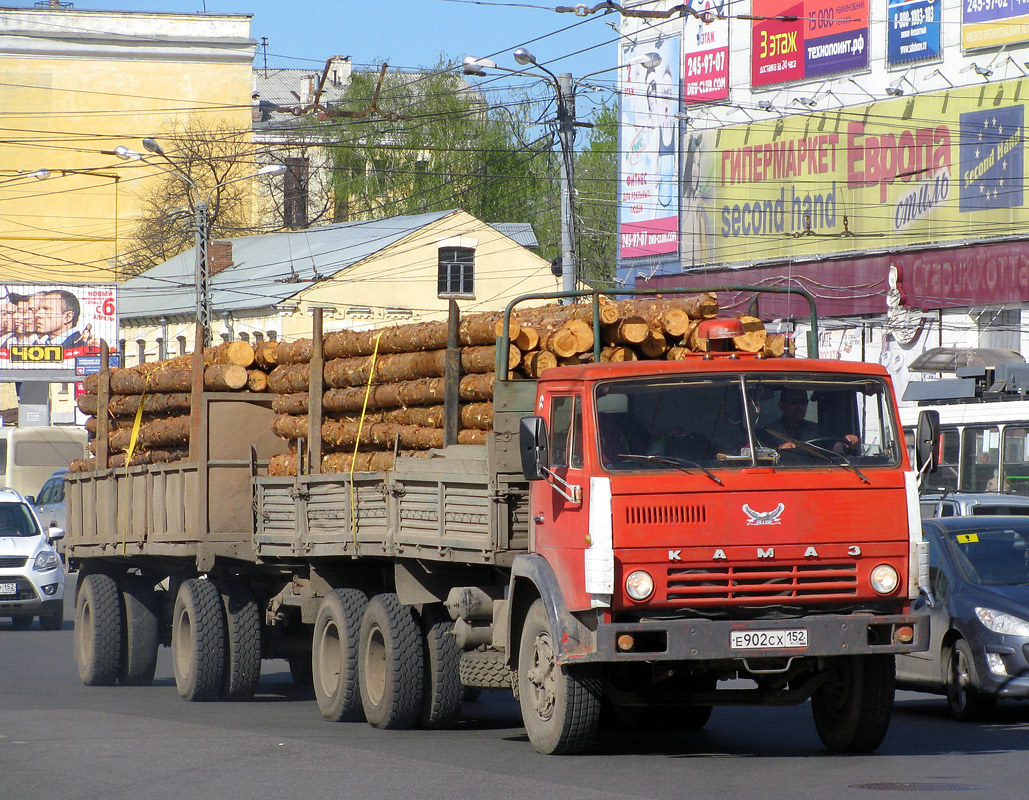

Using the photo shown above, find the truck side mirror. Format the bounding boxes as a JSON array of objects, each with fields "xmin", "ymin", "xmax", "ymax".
[
  {"xmin": 915, "ymin": 410, "xmax": 940, "ymax": 474},
  {"xmin": 519, "ymin": 416, "xmax": 549, "ymax": 480}
]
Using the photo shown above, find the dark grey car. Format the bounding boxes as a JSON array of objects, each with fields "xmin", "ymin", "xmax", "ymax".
[{"xmin": 897, "ymin": 517, "xmax": 1029, "ymax": 719}]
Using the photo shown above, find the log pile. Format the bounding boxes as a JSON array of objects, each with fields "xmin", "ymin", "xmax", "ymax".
[
  {"xmin": 71, "ymin": 340, "xmax": 278, "ymax": 471},
  {"xmin": 71, "ymin": 294, "xmax": 788, "ymax": 475}
]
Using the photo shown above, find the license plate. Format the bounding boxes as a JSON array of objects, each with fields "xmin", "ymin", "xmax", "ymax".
[
  {"xmin": 730, "ymin": 629, "xmax": 808, "ymax": 650},
  {"xmin": 0, "ymin": 582, "xmax": 16, "ymax": 596}
]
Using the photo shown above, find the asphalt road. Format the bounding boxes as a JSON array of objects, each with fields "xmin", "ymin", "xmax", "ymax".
[{"xmin": 2, "ymin": 587, "xmax": 1028, "ymax": 800}]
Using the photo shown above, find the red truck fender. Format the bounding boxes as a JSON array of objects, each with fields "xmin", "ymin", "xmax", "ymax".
[{"xmin": 503, "ymin": 553, "xmax": 597, "ymax": 670}]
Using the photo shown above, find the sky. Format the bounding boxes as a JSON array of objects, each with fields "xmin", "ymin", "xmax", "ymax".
[{"xmin": 17, "ymin": 1, "xmax": 622, "ymax": 111}]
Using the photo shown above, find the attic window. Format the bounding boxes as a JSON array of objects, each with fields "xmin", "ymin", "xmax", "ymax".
[
  {"xmin": 346, "ymin": 305, "xmax": 373, "ymax": 318},
  {"xmin": 385, "ymin": 307, "xmax": 412, "ymax": 318},
  {"xmin": 438, "ymin": 246, "xmax": 474, "ymax": 298}
]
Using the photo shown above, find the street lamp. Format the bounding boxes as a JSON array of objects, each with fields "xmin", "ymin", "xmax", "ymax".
[{"xmin": 105, "ymin": 141, "xmax": 285, "ymax": 345}]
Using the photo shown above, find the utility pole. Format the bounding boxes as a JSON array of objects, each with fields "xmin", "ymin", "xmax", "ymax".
[
  {"xmin": 193, "ymin": 200, "xmax": 211, "ymax": 347},
  {"xmin": 556, "ymin": 72, "xmax": 577, "ymax": 297}
]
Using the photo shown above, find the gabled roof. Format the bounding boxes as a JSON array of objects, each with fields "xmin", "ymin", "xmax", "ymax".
[{"xmin": 118, "ymin": 209, "xmax": 456, "ymax": 322}]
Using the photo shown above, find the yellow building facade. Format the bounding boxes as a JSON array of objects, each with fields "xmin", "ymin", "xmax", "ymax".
[{"xmin": 0, "ymin": 7, "xmax": 255, "ymax": 284}]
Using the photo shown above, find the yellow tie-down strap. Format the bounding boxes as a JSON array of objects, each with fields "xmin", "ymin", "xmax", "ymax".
[{"xmin": 350, "ymin": 331, "xmax": 384, "ymax": 546}]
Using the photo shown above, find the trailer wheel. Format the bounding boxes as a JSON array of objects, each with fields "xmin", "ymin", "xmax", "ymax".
[
  {"xmin": 75, "ymin": 572, "xmax": 122, "ymax": 686},
  {"xmin": 312, "ymin": 588, "xmax": 367, "ymax": 721},
  {"xmin": 358, "ymin": 593, "xmax": 423, "ymax": 729},
  {"xmin": 218, "ymin": 581, "xmax": 262, "ymax": 701},
  {"xmin": 517, "ymin": 599, "xmax": 600, "ymax": 755},
  {"xmin": 171, "ymin": 578, "xmax": 226, "ymax": 702},
  {"xmin": 812, "ymin": 655, "xmax": 895, "ymax": 753},
  {"xmin": 118, "ymin": 578, "xmax": 159, "ymax": 686},
  {"xmin": 419, "ymin": 608, "xmax": 463, "ymax": 729}
]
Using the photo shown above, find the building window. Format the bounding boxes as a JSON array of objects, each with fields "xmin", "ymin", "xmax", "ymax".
[
  {"xmin": 977, "ymin": 308, "xmax": 1021, "ymax": 352},
  {"xmin": 283, "ymin": 156, "xmax": 309, "ymax": 229},
  {"xmin": 438, "ymin": 247, "xmax": 474, "ymax": 297}
]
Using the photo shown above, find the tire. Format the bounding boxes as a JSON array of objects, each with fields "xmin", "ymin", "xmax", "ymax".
[
  {"xmin": 119, "ymin": 578, "xmax": 159, "ymax": 686},
  {"xmin": 11, "ymin": 614, "xmax": 34, "ymax": 630},
  {"xmin": 218, "ymin": 581, "xmax": 262, "ymax": 701},
  {"xmin": 171, "ymin": 578, "xmax": 226, "ymax": 702},
  {"xmin": 312, "ymin": 588, "xmax": 367, "ymax": 721},
  {"xmin": 459, "ymin": 649, "xmax": 513, "ymax": 689},
  {"xmin": 811, "ymin": 655, "xmax": 896, "ymax": 753},
  {"xmin": 358, "ymin": 593, "xmax": 423, "ymax": 730},
  {"xmin": 517, "ymin": 599, "xmax": 601, "ymax": 755},
  {"xmin": 75, "ymin": 573, "xmax": 122, "ymax": 686},
  {"xmin": 289, "ymin": 655, "xmax": 313, "ymax": 687},
  {"xmin": 946, "ymin": 639, "xmax": 997, "ymax": 721},
  {"xmin": 39, "ymin": 606, "xmax": 63, "ymax": 631},
  {"xmin": 419, "ymin": 608, "xmax": 463, "ymax": 729}
]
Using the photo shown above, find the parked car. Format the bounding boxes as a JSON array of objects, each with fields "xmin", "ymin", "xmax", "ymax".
[
  {"xmin": 29, "ymin": 468, "xmax": 69, "ymax": 560},
  {"xmin": 0, "ymin": 487, "xmax": 65, "ymax": 630},
  {"xmin": 897, "ymin": 516, "xmax": 1029, "ymax": 719},
  {"xmin": 919, "ymin": 491, "xmax": 1029, "ymax": 519}
]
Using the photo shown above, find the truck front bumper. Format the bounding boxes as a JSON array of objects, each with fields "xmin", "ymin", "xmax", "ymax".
[{"xmin": 569, "ymin": 611, "xmax": 928, "ymax": 664}]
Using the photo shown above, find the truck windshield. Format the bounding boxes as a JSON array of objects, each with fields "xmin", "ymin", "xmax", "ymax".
[{"xmin": 594, "ymin": 374, "xmax": 901, "ymax": 472}]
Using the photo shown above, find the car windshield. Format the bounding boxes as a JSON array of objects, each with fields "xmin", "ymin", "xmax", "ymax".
[
  {"xmin": 0, "ymin": 503, "xmax": 41, "ymax": 538},
  {"xmin": 942, "ymin": 525, "xmax": 1029, "ymax": 586},
  {"xmin": 594, "ymin": 373, "xmax": 901, "ymax": 472}
]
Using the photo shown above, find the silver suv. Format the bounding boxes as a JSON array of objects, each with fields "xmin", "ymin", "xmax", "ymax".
[
  {"xmin": 0, "ymin": 487, "xmax": 65, "ymax": 630},
  {"xmin": 920, "ymin": 491, "xmax": 1029, "ymax": 519}
]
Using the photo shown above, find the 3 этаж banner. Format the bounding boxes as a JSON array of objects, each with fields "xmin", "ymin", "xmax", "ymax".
[{"xmin": 752, "ymin": 0, "xmax": 869, "ymax": 87}]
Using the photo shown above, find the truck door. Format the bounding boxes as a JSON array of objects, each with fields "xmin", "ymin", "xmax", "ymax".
[{"xmin": 533, "ymin": 393, "xmax": 593, "ymax": 610}]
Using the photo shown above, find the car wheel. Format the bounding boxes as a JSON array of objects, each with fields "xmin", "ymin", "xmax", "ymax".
[
  {"xmin": 946, "ymin": 639, "xmax": 997, "ymax": 721},
  {"xmin": 39, "ymin": 605, "xmax": 63, "ymax": 631},
  {"xmin": 11, "ymin": 614, "xmax": 34, "ymax": 630}
]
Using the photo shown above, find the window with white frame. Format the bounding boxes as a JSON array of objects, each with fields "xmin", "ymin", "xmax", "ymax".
[{"xmin": 438, "ymin": 246, "xmax": 474, "ymax": 297}]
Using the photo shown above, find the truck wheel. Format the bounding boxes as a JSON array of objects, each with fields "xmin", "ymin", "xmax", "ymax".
[
  {"xmin": 171, "ymin": 578, "xmax": 226, "ymax": 702},
  {"xmin": 419, "ymin": 608, "xmax": 463, "ymax": 729},
  {"xmin": 812, "ymin": 655, "xmax": 895, "ymax": 753},
  {"xmin": 119, "ymin": 578, "xmax": 159, "ymax": 686},
  {"xmin": 39, "ymin": 606, "xmax": 63, "ymax": 631},
  {"xmin": 218, "ymin": 581, "xmax": 262, "ymax": 701},
  {"xmin": 459, "ymin": 649, "xmax": 513, "ymax": 689},
  {"xmin": 312, "ymin": 588, "xmax": 367, "ymax": 721},
  {"xmin": 75, "ymin": 572, "xmax": 122, "ymax": 686},
  {"xmin": 289, "ymin": 656, "xmax": 313, "ymax": 687},
  {"xmin": 517, "ymin": 598, "xmax": 600, "ymax": 755},
  {"xmin": 946, "ymin": 639, "xmax": 996, "ymax": 721},
  {"xmin": 358, "ymin": 593, "xmax": 423, "ymax": 729},
  {"xmin": 11, "ymin": 614, "xmax": 34, "ymax": 630}
]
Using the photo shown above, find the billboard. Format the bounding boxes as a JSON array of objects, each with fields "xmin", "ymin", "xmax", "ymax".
[
  {"xmin": 619, "ymin": 34, "xmax": 681, "ymax": 259},
  {"xmin": 752, "ymin": 0, "xmax": 869, "ymax": 87},
  {"xmin": 683, "ymin": 1, "xmax": 730, "ymax": 104},
  {"xmin": 1, "ymin": 284, "xmax": 116, "ymax": 377},
  {"xmin": 695, "ymin": 78, "xmax": 1027, "ymax": 267},
  {"xmin": 963, "ymin": 0, "xmax": 1029, "ymax": 51},
  {"xmin": 887, "ymin": 0, "xmax": 941, "ymax": 65}
]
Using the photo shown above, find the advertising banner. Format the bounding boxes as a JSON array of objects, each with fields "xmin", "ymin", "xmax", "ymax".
[
  {"xmin": 0, "ymin": 284, "xmax": 116, "ymax": 373},
  {"xmin": 887, "ymin": 0, "xmax": 942, "ymax": 65},
  {"xmin": 752, "ymin": 0, "xmax": 869, "ymax": 87},
  {"xmin": 619, "ymin": 34, "xmax": 681, "ymax": 258},
  {"xmin": 693, "ymin": 78, "xmax": 1027, "ymax": 267},
  {"xmin": 963, "ymin": 0, "xmax": 1029, "ymax": 51},
  {"xmin": 683, "ymin": 1, "xmax": 730, "ymax": 104}
]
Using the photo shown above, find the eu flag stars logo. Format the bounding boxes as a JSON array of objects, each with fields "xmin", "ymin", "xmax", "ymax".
[{"xmin": 959, "ymin": 105, "xmax": 1024, "ymax": 212}]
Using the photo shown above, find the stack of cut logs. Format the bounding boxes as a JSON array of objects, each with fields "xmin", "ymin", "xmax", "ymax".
[
  {"xmin": 71, "ymin": 293, "xmax": 787, "ymax": 475},
  {"xmin": 71, "ymin": 340, "xmax": 278, "ymax": 471}
]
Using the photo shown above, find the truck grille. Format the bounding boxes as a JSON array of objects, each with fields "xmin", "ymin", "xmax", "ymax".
[
  {"xmin": 0, "ymin": 557, "xmax": 28, "ymax": 568},
  {"xmin": 625, "ymin": 503, "xmax": 706, "ymax": 526},
  {"xmin": 666, "ymin": 563, "xmax": 858, "ymax": 603}
]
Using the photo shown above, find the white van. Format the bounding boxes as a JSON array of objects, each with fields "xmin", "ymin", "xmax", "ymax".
[{"xmin": 0, "ymin": 426, "xmax": 87, "ymax": 499}]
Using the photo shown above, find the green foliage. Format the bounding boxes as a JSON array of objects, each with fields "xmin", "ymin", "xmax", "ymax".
[
  {"xmin": 574, "ymin": 104, "xmax": 618, "ymax": 288},
  {"xmin": 327, "ymin": 60, "xmax": 559, "ymax": 259}
]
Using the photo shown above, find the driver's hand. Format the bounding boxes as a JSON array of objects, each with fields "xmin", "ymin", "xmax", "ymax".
[{"xmin": 836, "ymin": 434, "xmax": 860, "ymax": 455}]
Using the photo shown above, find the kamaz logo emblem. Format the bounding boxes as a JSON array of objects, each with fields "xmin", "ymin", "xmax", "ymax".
[{"xmin": 743, "ymin": 503, "xmax": 785, "ymax": 526}]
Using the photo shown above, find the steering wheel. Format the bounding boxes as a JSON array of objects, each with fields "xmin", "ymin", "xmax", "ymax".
[{"xmin": 803, "ymin": 437, "xmax": 842, "ymax": 451}]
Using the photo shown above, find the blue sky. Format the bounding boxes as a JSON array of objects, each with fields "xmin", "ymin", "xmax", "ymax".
[{"xmin": 27, "ymin": 1, "xmax": 619, "ymax": 87}]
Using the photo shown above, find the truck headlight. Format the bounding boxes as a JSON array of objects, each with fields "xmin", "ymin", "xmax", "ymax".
[
  {"xmin": 625, "ymin": 570, "xmax": 654, "ymax": 601},
  {"xmin": 870, "ymin": 564, "xmax": 899, "ymax": 595},
  {"xmin": 33, "ymin": 550, "xmax": 61, "ymax": 572},
  {"xmin": 975, "ymin": 607, "xmax": 1029, "ymax": 637}
]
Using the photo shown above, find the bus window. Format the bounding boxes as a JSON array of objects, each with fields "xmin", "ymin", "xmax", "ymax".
[
  {"xmin": 931, "ymin": 428, "xmax": 960, "ymax": 492},
  {"xmin": 1003, "ymin": 427, "xmax": 1029, "ymax": 496},
  {"xmin": 961, "ymin": 426, "xmax": 1000, "ymax": 492}
]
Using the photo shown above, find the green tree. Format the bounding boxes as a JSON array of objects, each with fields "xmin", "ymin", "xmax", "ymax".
[
  {"xmin": 327, "ymin": 59, "xmax": 559, "ymax": 259},
  {"xmin": 574, "ymin": 104, "xmax": 618, "ymax": 288}
]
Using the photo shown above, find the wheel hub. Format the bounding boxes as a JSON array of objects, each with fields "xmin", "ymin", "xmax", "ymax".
[{"xmin": 527, "ymin": 630, "xmax": 556, "ymax": 721}]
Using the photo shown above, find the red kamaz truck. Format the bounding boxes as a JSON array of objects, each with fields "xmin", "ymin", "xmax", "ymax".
[{"xmin": 67, "ymin": 287, "xmax": 932, "ymax": 754}]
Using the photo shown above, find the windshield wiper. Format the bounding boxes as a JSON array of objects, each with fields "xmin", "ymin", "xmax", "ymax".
[
  {"xmin": 616, "ymin": 453, "xmax": 724, "ymax": 486},
  {"xmin": 765, "ymin": 431, "xmax": 870, "ymax": 484}
]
